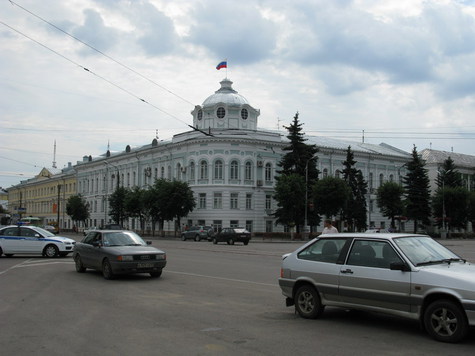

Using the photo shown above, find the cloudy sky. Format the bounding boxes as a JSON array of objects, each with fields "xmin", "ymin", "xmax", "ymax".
[{"xmin": 2, "ymin": 0, "xmax": 475, "ymax": 189}]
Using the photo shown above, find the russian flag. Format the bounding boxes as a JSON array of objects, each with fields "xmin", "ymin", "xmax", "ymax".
[{"xmin": 216, "ymin": 61, "xmax": 227, "ymax": 70}]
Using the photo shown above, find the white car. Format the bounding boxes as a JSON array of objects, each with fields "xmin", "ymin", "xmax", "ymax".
[{"xmin": 0, "ymin": 225, "xmax": 76, "ymax": 257}]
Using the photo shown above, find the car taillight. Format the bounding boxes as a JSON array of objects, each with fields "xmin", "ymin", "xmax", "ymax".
[{"xmin": 280, "ymin": 268, "xmax": 284, "ymax": 278}]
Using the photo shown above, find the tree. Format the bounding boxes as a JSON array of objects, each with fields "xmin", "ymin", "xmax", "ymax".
[
  {"xmin": 109, "ymin": 187, "xmax": 129, "ymax": 226},
  {"xmin": 436, "ymin": 157, "xmax": 463, "ymax": 189},
  {"xmin": 432, "ymin": 187, "xmax": 469, "ymax": 231},
  {"xmin": 376, "ymin": 182, "xmax": 404, "ymax": 230},
  {"xmin": 273, "ymin": 174, "xmax": 306, "ymax": 228},
  {"xmin": 274, "ymin": 112, "xmax": 320, "ymax": 232},
  {"xmin": 66, "ymin": 194, "xmax": 89, "ymax": 229},
  {"xmin": 403, "ymin": 146, "xmax": 431, "ymax": 233},
  {"xmin": 468, "ymin": 191, "xmax": 475, "ymax": 229},
  {"xmin": 157, "ymin": 179, "xmax": 196, "ymax": 235},
  {"xmin": 312, "ymin": 177, "xmax": 350, "ymax": 220},
  {"xmin": 341, "ymin": 146, "xmax": 368, "ymax": 231},
  {"xmin": 124, "ymin": 186, "xmax": 148, "ymax": 234}
]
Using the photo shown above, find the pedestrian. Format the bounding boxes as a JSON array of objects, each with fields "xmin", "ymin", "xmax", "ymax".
[{"xmin": 322, "ymin": 219, "xmax": 338, "ymax": 234}]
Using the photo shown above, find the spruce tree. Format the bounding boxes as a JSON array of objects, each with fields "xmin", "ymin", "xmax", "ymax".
[
  {"xmin": 436, "ymin": 157, "xmax": 463, "ymax": 189},
  {"xmin": 403, "ymin": 145, "xmax": 431, "ymax": 233},
  {"xmin": 341, "ymin": 146, "xmax": 368, "ymax": 231},
  {"xmin": 274, "ymin": 112, "xmax": 320, "ymax": 233}
]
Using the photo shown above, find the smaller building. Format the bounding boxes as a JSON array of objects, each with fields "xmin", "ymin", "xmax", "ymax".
[{"xmin": 7, "ymin": 163, "xmax": 77, "ymax": 231}]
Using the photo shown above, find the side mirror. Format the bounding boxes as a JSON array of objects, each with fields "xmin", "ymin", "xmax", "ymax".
[{"xmin": 390, "ymin": 261, "xmax": 411, "ymax": 272}]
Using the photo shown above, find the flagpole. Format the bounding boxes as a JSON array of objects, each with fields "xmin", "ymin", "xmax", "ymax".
[{"xmin": 225, "ymin": 58, "xmax": 228, "ymax": 78}]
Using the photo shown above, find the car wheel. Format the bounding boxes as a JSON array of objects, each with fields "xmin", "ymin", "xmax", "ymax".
[
  {"xmin": 150, "ymin": 270, "xmax": 162, "ymax": 278},
  {"xmin": 74, "ymin": 255, "xmax": 86, "ymax": 273},
  {"xmin": 229, "ymin": 238, "xmax": 234, "ymax": 245},
  {"xmin": 423, "ymin": 299, "xmax": 468, "ymax": 343},
  {"xmin": 295, "ymin": 285, "xmax": 324, "ymax": 319},
  {"xmin": 181, "ymin": 234, "xmax": 186, "ymax": 241},
  {"xmin": 43, "ymin": 244, "xmax": 59, "ymax": 258},
  {"xmin": 195, "ymin": 235, "xmax": 201, "ymax": 242},
  {"xmin": 5, "ymin": 254, "xmax": 13, "ymax": 257},
  {"xmin": 0, "ymin": 247, "xmax": 3, "ymax": 257},
  {"xmin": 213, "ymin": 238, "xmax": 217, "ymax": 244},
  {"xmin": 244, "ymin": 240, "xmax": 249, "ymax": 246},
  {"xmin": 102, "ymin": 259, "xmax": 115, "ymax": 280}
]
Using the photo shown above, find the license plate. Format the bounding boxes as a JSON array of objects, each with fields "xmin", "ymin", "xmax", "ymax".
[{"xmin": 137, "ymin": 263, "xmax": 154, "ymax": 268}]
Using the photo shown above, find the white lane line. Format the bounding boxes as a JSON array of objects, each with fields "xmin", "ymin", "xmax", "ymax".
[
  {"xmin": 167, "ymin": 270, "xmax": 278, "ymax": 287},
  {"xmin": 0, "ymin": 259, "xmax": 73, "ymax": 275}
]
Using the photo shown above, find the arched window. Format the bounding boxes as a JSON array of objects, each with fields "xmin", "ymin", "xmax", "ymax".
[
  {"xmin": 214, "ymin": 159, "xmax": 223, "ymax": 179},
  {"xmin": 323, "ymin": 168, "xmax": 328, "ymax": 178},
  {"xmin": 176, "ymin": 163, "xmax": 182, "ymax": 180},
  {"xmin": 389, "ymin": 174, "xmax": 394, "ymax": 182},
  {"xmin": 230, "ymin": 160, "xmax": 239, "ymax": 180},
  {"xmin": 161, "ymin": 167, "xmax": 165, "ymax": 178},
  {"xmin": 379, "ymin": 173, "xmax": 384, "ymax": 186},
  {"xmin": 190, "ymin": 162, "xmax": 195, "ymax": 180},
  {"xmin": 245, "ymin": 162, "xmax": 252, "ymax": 180},
  {"xmin": 200, "ymin": 161, "xmax": 208, "ymax": 179},
  {"xmin": 265, "ymin": 163, "xmax": 272, "ymax": 182},
  {"xmin": 369, "ymin": 172, "xmax": 373, "ymax": 189},
  {"xmin": 335, "ymin": 170, "xmax": 340, "ymax": 179}
]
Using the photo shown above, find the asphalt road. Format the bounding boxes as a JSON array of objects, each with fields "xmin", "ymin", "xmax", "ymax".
[{"xmin": 1, "ymin": 237, "xmax": 475, "ymax": 355}]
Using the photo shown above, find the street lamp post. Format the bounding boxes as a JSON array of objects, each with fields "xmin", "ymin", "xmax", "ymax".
[{"xmin": 304, "ymin": 155, "xmax": 318, "ymax": 238}]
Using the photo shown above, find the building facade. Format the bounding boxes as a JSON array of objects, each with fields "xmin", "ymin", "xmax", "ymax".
[{"xmin": 73, "ymin": 78, "xmax": 414, "ymax": 234}]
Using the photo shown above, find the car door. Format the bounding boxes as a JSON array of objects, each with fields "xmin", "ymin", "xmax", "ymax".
[
  {"xmin": 338, "ymin": 239, "xmax": 412, "ymax": 313},
  {"xmin": 79, "ymin": 232, "xmax": 102, "ymax": 268},
  {"xmin": 19, "ymin": 227, "xmax": 46, "ymax": 253},
  {"xmin": 0, "ymin": 227, "xmax": 21, "ymax": 253}
]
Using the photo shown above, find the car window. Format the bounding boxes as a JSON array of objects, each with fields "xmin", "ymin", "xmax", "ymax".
[
  {"xmin": 20, "ymin": 227, "xmax": 39, "ymax": 237},
  {"xmin": 0, "ymin": 227, "xmax": 19, "ymax": 236},
  {"xmin": 298, "ymin": 238, "xmax": 349, "ymax": 264},
  {"xmin": 84, "ymin": 232, "xmax": 100, "ymax": 244},
  {"xmin": 347, "ymin": 240, "xmax": 403, "ymax": 268}
]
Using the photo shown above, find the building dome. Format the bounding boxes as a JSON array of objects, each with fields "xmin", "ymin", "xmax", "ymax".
[
  {"xmin": 202, "ymin": 78, "xmax": 249, "ymax": 108},
  {"xmin": 191, "ymin": 78, "xmax": 259, "ymax": 131}
]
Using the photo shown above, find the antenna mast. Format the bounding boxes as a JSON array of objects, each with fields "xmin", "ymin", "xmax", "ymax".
[{"xmin": 52, "ymin": 140, "xmax": 57, "ymax": 168}]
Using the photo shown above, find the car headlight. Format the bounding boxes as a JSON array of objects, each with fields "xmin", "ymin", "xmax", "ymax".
[
  {"xmin": 117, "ymin": 255, "xmax": 134, "ymax": 261},
  {"xmin": 156, "ymin": 254, "xmax": 166, "ymax": 260}
]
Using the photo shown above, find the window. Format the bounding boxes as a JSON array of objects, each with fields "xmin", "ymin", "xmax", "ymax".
[
  {"xmin": 197, "ymin": 109, "xmax": 203, "ymax": 120},
  {"xmin": 213, "ymin": 193, "xmax": 222, "ymax": 209},
  {"xmin": 199, "ymin": 193, "xmax": 206, "ymax": 209},
  {"xmin": 176, "ymin": 163, "xmax": 182, "ymax": 180},
  {"xmin": 154, "ymin": 168, "xmax": 158, "ymax": 180},
  {"xmin": 217, "ymin": 107, "xmax": 225, "ymax": 118},
  {"xmin": 297, "ymin": 238, "xmax": 349, "ymax": 264},
  {"xmin": 246, "ymin": 220, "xmax": 253, "ymax": 232},
  {"xmin": 246, "ymin": 193, "xmax": 252, "ymax": 210},
  {"xmin": 266, "ymin": 220, "xmax": 273, "ymax": 233},
  {"xmin": 265, "ymin": 194, "xmax": 272, "ymax": 210},
  {"xmin": 347, "ymin": 240, "xmax": 403, "ymax": 269},
  {"xmin": 167, "ymin": 165, "xmax": 171, "ymax": 180},
  {"xmin": 230, "ymin": 220, "xmax": 239, "ymax": 228},
  {"xmin": 379, "ymin": 173, "xmax": 384, "ymax": 186},
  {"xmin": 245, "ymin": 162, "xmax": 252, "ymax": 180},
  {"xmin": 323, "ymin": 168, "xmax": 328, "ymax": 178},
  {"xmin": 161, "ymin": 167, "xmax": 165, "ymax": 178},
  {"xmin": 369, "ymin": 172, "xmax": 373, "ymax": 190},
  {"xmin": 230, "ymin": 193, "xmax": 238, "ymax": 209},
  {"xmin": 190, "ymin": 162, "xmax": 195, "ymax": 180},
  {"xmin": 230, "ymin": 160, "xmax": 239, "ymax": 180},
  {"xmin": 265, "ymin": 163, "xmax": 272, "ymax": 182},
  {"xmin": 214, "ymin": 160, "xmax": 223, "ymax": 180},
  {"xmin": 241, "ymin": 108, "xmax": 248, "ymax": 120},
  {"xmin": 200, "ymin": 161, "xmax": 208, "ymax": 179},
  {"xmin": 389, "ymin": 174, "xmax": 394, "ymax": 182},
  {"xmin": 335, "ymin": 170, "xmax": 340, "ymax": 179},
  {"xmin": 213, "ymin": 220, "xmax": 222, "ymax": 232},
  {"xmin": 133, "ymin": 172, "xmax": 136, "ymax": 186}
]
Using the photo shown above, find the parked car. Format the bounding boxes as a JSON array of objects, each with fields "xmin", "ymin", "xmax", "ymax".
[
  {"xmin": 0, "ymin": 225, "xmax": 76, "ymax": 257},
  {"xmin": 73, "ymin": 230, "xmax": 166, "ymax": 279},
  {"xmin": 279, "ymin": 233, "xmax": 475, "ymax": 343},
  {"xmin": 43, "ymin": 225, "xmax": 58, "ymax": 234},
  {"xmin": 181, "ymin": 225, "xmax": 214, "ymax": 241},
  {"xmin": 103, "ymin": 224, "xmax": 122, "ymax": 230},
  {"xmin": 83, "ymin": 226, "xmax": 98, "ymax": 236},
  {"xmin": 213, "ymin": 228, "xmax": 250, "ymax": 245}
]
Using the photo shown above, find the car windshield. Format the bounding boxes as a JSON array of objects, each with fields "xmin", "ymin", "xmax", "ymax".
[
  {"xmin": 393, "ymin": 235, "xmax": 461, "ymax": 266},
  {"xmin": 103, "ymin": 231, "xmax": 146, "ymax": 246},
  {"xmin": 234, "ymin": 228, "xmax": 248, "ymax": 233}
]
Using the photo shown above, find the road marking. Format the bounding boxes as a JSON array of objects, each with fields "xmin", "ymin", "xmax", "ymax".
[
  {"xmin": 0, "ymin": 258, "xmax": 73, "ymax": 276},
  {"xmin": 167, "ymin": 270, "xmax": 278, "ymax": 287}
]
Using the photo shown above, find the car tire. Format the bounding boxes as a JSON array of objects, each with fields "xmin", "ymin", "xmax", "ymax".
[
  {"xmin": 43, "ymin": 244, "xmax": 59, "ymax": 258},
  {"xmin": 229, "ymin": 238, "xmax": 234, "ymax": 245},
  {"xmin": 195, "ymin": 235, "xmax": 201, "ymax": 242},
  {"xmin": 244, "ymin": 241, "xmax": 249, "ymax": 246},
  {"xmin": 213, "ymin": 238, "xmax": 217, "ymax": 244},
  {"xmin": 295, "ymin": 285, "xmax": 324, "ymax": 319},
  {"xmin": 423, "ymin": 299, "xmax": 468, "ymax": 343},
  {"xmin": 74, "ymin": 255, "xmax": 86, "ymax": 273},
  {"xmin": 150, "ymin": 270, "xmax": 162, "ymax": 278},
  {"xmin": 102, "ymin": 259, "xmax": 115, "ymax": 280},
  {"xmin": 181, "ymin": 234, "xmax": 186, "ymax": 241},
  {"xmin": 0, "ymin": 247, "xmax": 3, "ymax": 257},
  {"xmin": 5, "ymin": 254, "xmax": 13, "ymax": 257}
]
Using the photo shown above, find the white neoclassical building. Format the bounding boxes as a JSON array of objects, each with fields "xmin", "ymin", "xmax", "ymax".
[{"xmin": 75, "ymin": 77, "xmax": 414, "ymax": 234}]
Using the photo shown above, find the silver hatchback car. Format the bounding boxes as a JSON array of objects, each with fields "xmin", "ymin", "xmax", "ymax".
[{"xmin": 279, "ymin": 233, "xmax": 475, "ymax": 343}]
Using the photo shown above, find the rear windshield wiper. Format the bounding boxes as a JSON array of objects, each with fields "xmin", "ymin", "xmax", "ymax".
[{"xmin": 417, "ymin": 258, "xmax": 466, "ymax": 266}]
